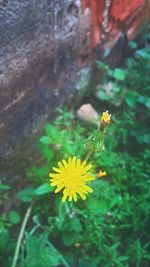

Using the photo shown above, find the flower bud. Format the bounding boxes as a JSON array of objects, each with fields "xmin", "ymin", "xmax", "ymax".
[
  {"xmin": 100, "ymin": 111, "xmax": 111, "ymax": 130},
  {"xmin": 97, "ymin": 170, "xmax": 106, "ymax": 178}
]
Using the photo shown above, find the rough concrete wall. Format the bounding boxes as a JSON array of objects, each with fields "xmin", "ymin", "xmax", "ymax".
[{"xmin": 0, "ymin": 0, "xmax": 91, "ymax": 161}]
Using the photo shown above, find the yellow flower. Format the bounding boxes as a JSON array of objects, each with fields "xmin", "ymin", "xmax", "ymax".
[
  {"xmin": 97, "ymin": 170, "xmax": 106, "ymax": 178},
  {"xmin": 49, "ymin": 156, "xmax": 95, "ymax": 202},
  {"xmin": 100, "ymin": 110, "xmax": 111, "ymax": 129}
]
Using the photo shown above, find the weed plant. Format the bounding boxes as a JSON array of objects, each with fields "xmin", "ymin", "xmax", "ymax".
[{"xmin": 0, "ymin": 43, "xmax": 150, "ymax": 267}]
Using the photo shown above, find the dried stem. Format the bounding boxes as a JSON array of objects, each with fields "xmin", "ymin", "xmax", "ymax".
[{"xmin": 12, "ymin": 199, "xmax": 35, "ymax": 267}]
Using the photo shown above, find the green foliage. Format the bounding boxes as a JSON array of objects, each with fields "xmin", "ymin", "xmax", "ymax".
[
  {"xmin": 112, "ymin": 68, "xmax": 126, "ymax": 81},
  {"xmin": 128, "ymin": 40, "xmax": 138, "ymax": 50},
  {"xmin": 1, "ymin": 41, "xmax": 150, "ymax": 267},
  {"xmin": 33, "ymin": 183, "xmax": 53, "ymax": 196},
  {"xmin": 17, "ymin": 187, "xmax": 35, "ymax": 203},
  {"xmin": 9, "ymin": 211, "xmax": 21, "ymax": 225},
  {"xmin": 22, "ymin": 231, "xmax": 69, "ymax": 267},
  {"xmin": 0, "ymin": 184, "xmax": 11, "ymax": 190}
]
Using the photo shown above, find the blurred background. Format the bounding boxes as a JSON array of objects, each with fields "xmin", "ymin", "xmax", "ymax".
[{"xmin": 0, "ymin": 1, "xmax": 150, "ymax": 266}]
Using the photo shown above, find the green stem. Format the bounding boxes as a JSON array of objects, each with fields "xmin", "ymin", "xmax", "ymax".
[
  {"xmin": 99, "ymin": 130, "xmax": 105, "ymax": 152},
  {"xmin": 65, "ymin": 202, "xmax": 70, "ymax": 213},
  {"xmin": 84, "ymin": 149, "xmax": 94, "ymax": 162},
  {"xmin": 12, "ymin": 199, "xmax": 35, "ymax": 267}
]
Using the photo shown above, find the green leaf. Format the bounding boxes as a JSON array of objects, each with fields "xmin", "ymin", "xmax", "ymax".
[
  {"xmin": 44, "ymin": 125, "xmax": 60, "ymax": 141},
  {"xmin": 97, "ymin": 90, "xmax": 109, "ymax": 100},
  {"xmin": 113, "ymin": 84, "xmax": 121, "ymax": 92},
  {"xmin": 125, "ymin": 91, "xmax": 137, "ymax": 107},
  {"xmin": 138, "ymin": 95, "xmax": 150, "ymax": 108},
  {"xmin": 0, "ymin": 228, "xmax": 9, "ymax": 250},
  {"xmin": 17, "ymin": 187, "xmax": 35, "ymax": 202},
  {"xmin": 79, "ymin": 259, "xmax": 97, "ymax": 267},
  {"xmin": 113, "ymin": 68, "xmax": 126, "ymax": 80},
  {"xmin": 107, "ymin": 68, "xmax": 114, "ymax": 77},
  {"xmin": 136, "ymin": 48, "xmax": 150, "ymax": 59},
  {"xmin": 62, "ymin": 218, "xmax": 82, "ymax": 246},
  {"xmin": 63, "ymin": 218, "xmax": 82, "ymax": 233},
  {"xmin": 38, "ymin": 144, "xmax": 54, "ymax": 161},
  {"xmin": 118, "ymin": 256, "xmax": 129, "ymax": 262},
  {"xmin": 29, "ymin": 165, "xmax": 50, "ymax": 180},
  {"xmin": 9, "ymin": 211, "xmax": 21, "ymax": 224},
  {"xmin": 39, "ymin": 136, "xmax": 51, "ymax": 145},
  {"xmin": 62, "ymin": 231, "xmax": 77, "ymax": 246},
  {"xmin": 129, "ymin": 41, "xmax": 137, "ymax": 50},
  {"xmin": 0, "ymin": 184, "xmax": 11, "ymax": 190},
  {"xmin": 25, "ymin": 233, "xmax": 69, "ymax": 267},
  {"xmin": 95, "ymin": 61, "xmax": 108, "ymax": 71},
  {"xmin": 33, "ymin": 183, "xmax": 53, "ymax": 196}
]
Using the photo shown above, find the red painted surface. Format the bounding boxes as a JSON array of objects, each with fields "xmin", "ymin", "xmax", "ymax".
[
  {"xmin": 81, "ymin": 0, "xmax": 147, "ymax": 47},
  {"xmin": 111, "ymin": 0, "xmax": 144, "ymax": 21}
]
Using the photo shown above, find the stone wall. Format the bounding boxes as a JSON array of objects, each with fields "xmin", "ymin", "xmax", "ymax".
[{"xmin": 0, "ymin": 0, "xmax": 91, "ymax": 160}]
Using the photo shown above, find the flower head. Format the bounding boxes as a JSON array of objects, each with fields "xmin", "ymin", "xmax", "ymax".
[
  {"xmin": 100, "ymin": 111, "xmax": 111, "ymax": 130},
  {"xmin": 49, "ymin": 156, "xmax": 95, "ymax": 202}
]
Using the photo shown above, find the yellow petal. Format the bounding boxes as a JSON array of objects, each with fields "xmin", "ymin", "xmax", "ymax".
[
  {"xmin": 83, "ymin": 174, "xmax": 95, "ymax": 181},
  {"xmin": 76, "ymin": 158, "xmax": 81, "ymax": 168},
  {"xmin": 81, "ymin": 160, "xmax": 87, "ymax": 168},
  {"xmin": 78, "ymin": 191, "xmax": 86, "ymax": 200},
  {"xmin": 58, "ymin": 161, "xmax": 64, "ymax": 170},
  {"xmin": 50, "ymin": 182, "xmax": 57, "ymax": 187},
  {"xmin": 83, "ymin": 184, "xmax": 93, "ymax": 193},
  {"xmin": 73, "ymin": 192, "xmax": 77, "ymax": 202},
  {"xmin": 62, "ymin": 159, "xmax": 68, "ymax": 168},
  {"xmin": 49, "ymin": 173, "xmax": 59, "ymax": 178},
  {"xmin": 68, "ymin": 195, "xmax": 73, "ymax": 201},
  {"xmin": 68, "ymin": 157, "xmax": 72, "ymax": 164},
  {"xmin": 82, "ymin": 164, "xmax": 92, "ymax": 172},
  {"xmin": 62, "ymin": 193, "xmax": 67, "ymax": 202},
  {"xmin": 53, "ymin": 167, "xmax": 61, "ymax": 173},
  {"xmin": 55, "ymin": 185, "xmax": 64, "ymax": 193}
]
